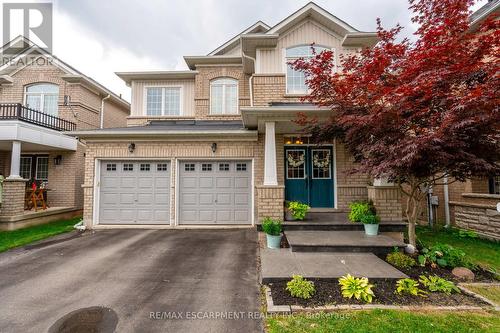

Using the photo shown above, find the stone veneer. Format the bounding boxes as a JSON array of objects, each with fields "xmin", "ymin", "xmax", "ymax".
[
  {"xmin": 0, "ymin": 178, "xmax": 27, "ymax": 219},
  {"xmin": 451, "ymin": 193, "xmax": 500, "ymax": 240},
  {"xmin": 256, "ymin": 185, "xmax": 285, "ymax": 221}
]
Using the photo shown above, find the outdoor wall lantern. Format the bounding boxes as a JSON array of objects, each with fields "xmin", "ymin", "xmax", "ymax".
[
  {"xmin": 128, "ymin": 143, "xmax": 136, "ymax": 153},
  {"xmin": 211, "ymin": 142, "xmax": 217, "ymax": 153},
  {"xmin": 53, "ymin": 155, "xmax": 63, "ymax": 166}
]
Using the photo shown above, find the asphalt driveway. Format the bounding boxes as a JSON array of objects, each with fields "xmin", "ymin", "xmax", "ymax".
[{"xmin": 0, "ymin": 229, "xmax": 262, "ymax": 332}]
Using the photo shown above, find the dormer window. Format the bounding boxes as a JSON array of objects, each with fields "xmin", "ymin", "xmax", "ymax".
[
  {"xmin": 24, "ymin": 83, "xmax": 59, "ymax": 116},
  {"xmin": 285, "ymin": 45, "xmax": 329, "ymax": 94},
  {"xmin": 146, "ymin": 87, "xmax": 181, "ymax": 116},
  {"xmin": 210, "ymin": 78, "xmax": 238, "ymax": 115}
]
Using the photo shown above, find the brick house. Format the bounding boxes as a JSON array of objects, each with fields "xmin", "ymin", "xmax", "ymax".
[
  {"xmin": 72, "ymin": 2, "xmax": 403, "ymax": 228},
  {"xmin": 0, "ymin": 37, "xmax": 130, "ymax": 229}
]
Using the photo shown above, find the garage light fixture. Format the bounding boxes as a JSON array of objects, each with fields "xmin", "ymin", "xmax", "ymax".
[
  {"xmin": 211, "ymin": 142, "xmax": 217, "ymax": 153},
  {"xmin": 128, "ymin": 143, "xmax": 136, "ymax": 153}
]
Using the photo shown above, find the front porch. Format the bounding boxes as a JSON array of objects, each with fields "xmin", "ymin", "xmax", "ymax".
[{"xmin": 0, "ymin": 109, "xmax": 80, "ymax": 229}]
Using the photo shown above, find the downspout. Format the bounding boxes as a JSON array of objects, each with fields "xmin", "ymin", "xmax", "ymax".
[
  {"xmin": 242, "ymin": 50, "xmax": 256, "ymax": 107},
  {"xmin": 100, "ymin": 94, "xmax": 111, "ymax": 129},
  {"xmin": 443, "ymin": 176, "xmax": 451, "ymax": 228}
]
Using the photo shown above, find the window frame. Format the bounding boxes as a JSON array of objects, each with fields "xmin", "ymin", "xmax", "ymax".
[
  {"xmin": 209, "ymin": 78, "xmax": 239, "ymax": 115},
  {"xmin": 20, "ymin": 156, "xmax": 32, "ymax": 179},
  {"xmin": 284, "ymin": 45, "xmax": 334, "ymax": 95},
  {"xmin": 144, "ymin": 85, "xmax": 183, "ymax": 116},
  {"xmin": 35, "ymin": 156, "xmax": 49, "ymax": 181},
  {"xmin": 24, "ymin": 83, "xmax": 59, "ymax": 116}
]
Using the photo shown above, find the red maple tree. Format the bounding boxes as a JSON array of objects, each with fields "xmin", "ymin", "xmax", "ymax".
[{"xmin": 291, "ymin": 0, "xmax": 500, "ymax": 245}]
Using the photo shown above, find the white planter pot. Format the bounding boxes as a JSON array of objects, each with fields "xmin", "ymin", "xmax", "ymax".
[{"xmin": 364, "ymin": 224, "xmax": 379, "ymax": 236}]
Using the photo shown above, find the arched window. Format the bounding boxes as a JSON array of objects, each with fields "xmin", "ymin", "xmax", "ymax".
[
  {"xmin": 285, "ymin": 45, "xmax": 329, "ymax": 94},
  {"xmin": 24, "ymin": 83, "xmax": 59, "ymax": 116},
  {"xmin": 210, "ymin": 78, "xmax": 238, "ymax": 115}
]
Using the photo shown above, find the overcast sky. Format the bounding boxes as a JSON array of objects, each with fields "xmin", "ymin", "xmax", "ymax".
[{"xmin": 2, "ymin": 0, "xmax": 488, "ymax": 101}]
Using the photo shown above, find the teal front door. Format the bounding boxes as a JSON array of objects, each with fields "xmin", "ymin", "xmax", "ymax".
[{"xmin": 284, "ymin": 146, "xmax": 334, "ymax": 208}]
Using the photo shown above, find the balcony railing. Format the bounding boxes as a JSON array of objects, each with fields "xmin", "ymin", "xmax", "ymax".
[{"xmin": 0, "ymin": 103, "xmax": 76, "ymax": 132}]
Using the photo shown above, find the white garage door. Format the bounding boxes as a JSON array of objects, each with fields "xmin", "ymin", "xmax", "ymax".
[
  {"xmin": 99, "ymin": 161, "xmax": 170, "ymax": 224},
  {"xmin": 179, "ymin": 160, "xmax": 252, "ymax": 225}
]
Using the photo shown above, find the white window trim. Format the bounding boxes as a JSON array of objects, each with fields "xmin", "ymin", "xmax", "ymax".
[
  {"xmin": 209, "ymin": 78, "xmax": 239, "ymax": 115},
  {"xmin": 35, "ymin": 156, "xmax": 49, "ymax": 181},
  {"xmin": 311, "ymin": 148, "xmax": 332, "ymax": 180},
  {"xmin": 284, "ymin": 45, "xmax": 335, "ymax": 95},
  {"xmin": 20, "ymin": 156, "xmax": 32, "ymax": 179},
  {"xmin": 143, "ymin": 85, "xmax": 184, "ymax": 116},
  {"xmin": 285, "ymin": 148, "xmax": 307, "ymax": 180},
  {"xmin": 23, "ymin": 83, "xmax": 59, "ymax": 116}
]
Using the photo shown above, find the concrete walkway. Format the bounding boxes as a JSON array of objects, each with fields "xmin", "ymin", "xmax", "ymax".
[{"xmin": 261, "ymin": 249, "xmax": 408, "ymax": 282}]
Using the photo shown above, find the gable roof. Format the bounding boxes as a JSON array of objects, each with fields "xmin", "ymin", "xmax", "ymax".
[
  {"xmin": 207, "ymin": 21, "xmax": 270, "ymax": 56},
  {"xmin": 0, "ymin": 35, "xmax": 129, "ymax": 108}
]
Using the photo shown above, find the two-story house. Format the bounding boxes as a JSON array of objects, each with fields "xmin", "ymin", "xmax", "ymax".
[
  {"xmin": 72, "ymin": 2, "xmax": 403, "ymax": 228},
  {"xmin": 0, "ymin": 36, "xmax": 130, "ymax": 230}
]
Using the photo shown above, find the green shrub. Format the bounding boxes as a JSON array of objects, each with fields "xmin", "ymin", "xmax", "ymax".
[
  {"xmin": 360, "ymin": 214, "xmax": 380, "ymax": 225},
  {"xmin": 338, "ymin": 274, "xmax": 375, "ymax": 303},
  {"xmin": 395, "ymin": 278, "xmax": 427, "ymax": 297},
  {"xmin": 418, "ymin": 275, "xmax": 460, "ymax": 294},
  {"xmin": 262, "ymin": 218, "xmax": 282, "ymax": 236},
  {"xmin": 348, "ymin": 201, "xmax": 376, "ymax": 223},
  {"xmin": 457, "ymin": 229, "xmax": 478, "ymax": 239},
  {"xmin": 386, "ymin": 251, "xmax": 417, "ymax": 269},
  {"xmin": 286, "ymin": 275, "xmax": 316, "ymax": 299},
  {"xmin": 287, "ymin": 201, "xmax": 310, "ymax": 220},
  {"xmin": 418, "ymin": 243, "xmax": 476, "ymax": 270}
]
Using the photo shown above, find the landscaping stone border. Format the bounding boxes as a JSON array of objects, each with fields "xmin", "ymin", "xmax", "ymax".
[
  {"xmin": 263, "ymin": 285, "xmax": 494, "ymax": 314},
  {"xmin": 458, "ymin": 283, "xmax": 500, "ymax": 310}
]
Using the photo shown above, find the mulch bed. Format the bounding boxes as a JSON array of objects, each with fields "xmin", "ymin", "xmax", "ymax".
[{"xmin": 268, "ymin": 279, "xmax": 490, "ymax": 307}]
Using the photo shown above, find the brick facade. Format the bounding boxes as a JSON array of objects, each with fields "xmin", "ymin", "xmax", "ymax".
[
  {"xmin": 368, "ymin": 186, "xmax": 403, "ymax": 222},
  {"xmin": 0, "ymin": 61, "xmax": 130, "ymax": 220},
  {"xmin": 0, "ymin": 179, "xmax": 27, "ymax": 219}
]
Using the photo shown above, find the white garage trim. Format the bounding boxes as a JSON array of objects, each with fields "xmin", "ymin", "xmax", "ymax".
[
  {"xmin": 175, "ymin": 158, "xmax": 255, "ymax": 227},
  {"xmin": 93, "ymin": 158, "xmax": 174, "ymax": 226}
]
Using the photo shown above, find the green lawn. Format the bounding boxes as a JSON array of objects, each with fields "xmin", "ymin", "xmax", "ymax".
[
  {"xmin": 463, "ymin": 285, "xmax": 500, "ymax": 305},
  {"xmin": 416, "ymin": 226, "xmax": 500, "ymax": 271},
  {"xmin": 266, "ymin": 310, "xmax": 500, "ymax": 333},
  {"xmin": 0, "ymin": 217, "xmax": 81, "ymax": 253}
]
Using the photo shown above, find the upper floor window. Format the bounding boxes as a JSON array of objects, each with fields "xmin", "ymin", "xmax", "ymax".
[
  {"xmin": 24, "ymin": 83, "xmax": 59, "ymax": 116},
  {"xmin": 146, "ymin": 87, "xmax": 181, "ymax": 116},
  {"xmin": 285, "ymin": 45, "xmax": 329, "ymax": 94},
  {"xmin": 210, "ymin": 78, "xmax": 238, "ymax": 115}
]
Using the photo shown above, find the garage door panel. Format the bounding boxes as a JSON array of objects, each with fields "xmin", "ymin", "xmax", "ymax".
[
  {"xmin": 234, "ymin": 177, "xmax": 249, "ymax": 188},
  {"xmin": 179, "ymin": 161, "xmax": 252, "ymax": 225},
  {"xmin": 99, "ymin": 161, "xmax": 170, "ymax": 225},
  {"xmin": 199, "ymin": 193, "xmax": 214, "ymax": 205},
  {"xmin": 199, "ymin": 177, "xmax": 214, "ymax": 188},
  {"xmin": 234, "ymin": 193, "xmax": 249, "ymax": 205},
  {"xmin": 216, "ymin": 177, "xmax": 232, "ymax": 188}
]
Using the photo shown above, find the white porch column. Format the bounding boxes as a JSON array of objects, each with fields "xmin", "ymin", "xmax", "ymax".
[
  {"xmin": 264, "ymin": 122, "xmax": 278, "ymax": 186},
  {"xmin": 8, "ymin": 141, "xmax": 22, "ymax": 179}
]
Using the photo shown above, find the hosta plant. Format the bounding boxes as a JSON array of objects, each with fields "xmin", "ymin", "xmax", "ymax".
[
  {"xmin": 395, "ymin": 278, "xmax": 427, "ymax": 297},
  {"xmin": 286, "ymin": 275, "xmax": 315, "ymax": 299},
  {"xmin": 418, "ymin": 243, "xmax": 476, "ymax": 270},
  {"xmin": 419, "ymin": 275, "xmax": 460, "ymax": 294},
  {"xmin": 338, "ymin": 274, "xmax": 375, "ymax": 303}
]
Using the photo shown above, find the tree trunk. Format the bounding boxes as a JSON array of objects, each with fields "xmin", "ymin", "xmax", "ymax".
[{"xmin": 400, "ymin": 182, "xmax": 425, "ymax": 247}]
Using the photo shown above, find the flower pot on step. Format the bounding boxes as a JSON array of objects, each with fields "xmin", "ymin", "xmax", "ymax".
[
  {"xmin": 266, "ymin": 234, "xmax": 282, "ymax": 249},
  {"xmin": 364, "ymin": 224, "xmax": 379, "ymax": 236}
]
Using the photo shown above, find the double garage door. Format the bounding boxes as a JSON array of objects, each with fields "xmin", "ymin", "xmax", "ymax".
[{"xmin": 98, "ymin": 160, "xmax": 252, "ymax": 225}]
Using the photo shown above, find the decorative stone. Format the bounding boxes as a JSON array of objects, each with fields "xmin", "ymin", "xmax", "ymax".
[
  {"xmin": 405, "ymin": 244, "xmax": 416, "ymax": 254},
  {"xmin": 452, "ymin": 267, "xmax": 475, "ymax": 281}
]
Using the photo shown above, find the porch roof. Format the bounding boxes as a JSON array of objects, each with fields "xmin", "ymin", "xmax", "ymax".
[
  {"xmin": 240, "ymin": 104, "xmax": 331, "ymax": 133},
  {"xmin": 0, "ymin": 120, "xmax": 77, "ymax": 151}
]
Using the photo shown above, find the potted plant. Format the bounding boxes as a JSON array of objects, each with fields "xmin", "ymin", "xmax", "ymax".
[
  {"xmin": 348, "ymin": 201, "xmax": 376, "ymax": 223},
  {"xmin": 360, "ymin": 213, "xmax": 380, "ymax": 236},
  {"xmin": 285, "ymin": 201, "xmax": 310, "ymax": 221},
  {"xmin": 262, "ymin": 217, "xmax": 282, "ymax": 249}
]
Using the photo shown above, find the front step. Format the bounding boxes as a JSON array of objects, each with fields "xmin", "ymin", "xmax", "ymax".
[
  {"xmin": 280, "ymin": 221, "xmax": 406, "ymax": 232},
  {"xmin": 285, "ymin": 230, "xmax": 405, "ymax": 254}
]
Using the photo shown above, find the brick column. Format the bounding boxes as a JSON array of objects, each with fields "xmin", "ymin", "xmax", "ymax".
[
  {"xmin": 0, "ymin": 178, "xmax": 27, "ymax": 219},
  {"xmin": 367, "ymin": 185, "xmax": 403, "ymax": 222},
  {"xmin": 256, "ymin": 185, "xmax": 284, "ymax": 221}
]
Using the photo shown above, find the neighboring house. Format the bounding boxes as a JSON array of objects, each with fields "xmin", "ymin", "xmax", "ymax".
[
  {"xmin": 0, "ymin": 37, "xmax": 130, "ymax": 230},
  {"xmin": 413, "ymin": 0, "xmax": 500, "ymax": 240},
  {"xmin": 72, "ymin": 2, "xmax": 403, "ymax": 228}
]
